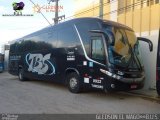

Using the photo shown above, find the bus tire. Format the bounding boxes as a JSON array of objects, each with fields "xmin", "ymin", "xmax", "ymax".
[
  {"xmin": 104, "ymin": 87, "xmax": 114, "ymax": 93},
  {"xmin": 156, "ymin": 80, "xmax": 160, "ymax": 96},
  {"xmin": 67, "ymin": 73, "xmax": 82, "ymax": 93},
  {"xmin": 18, "ymin": 68, "xmax": 27, "ymax": 81}
]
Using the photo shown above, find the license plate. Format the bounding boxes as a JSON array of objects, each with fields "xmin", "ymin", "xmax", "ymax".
[{"xmin": 131, "ymin": 85, "xmax": 137, "ymax": 89}]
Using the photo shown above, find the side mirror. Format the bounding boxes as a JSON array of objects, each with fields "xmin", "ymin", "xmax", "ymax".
[{"xmin": 137, "ymin": 37, "xmax": 153, "ymax": 52}]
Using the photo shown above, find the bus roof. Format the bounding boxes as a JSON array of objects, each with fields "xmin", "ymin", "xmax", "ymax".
[{"xmin": 11, "ymin": 17, "xmax": 134, "ymax": 43}]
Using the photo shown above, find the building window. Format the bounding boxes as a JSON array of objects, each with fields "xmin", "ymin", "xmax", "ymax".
[
  {"xmin": 147, "ymin": 0, "xmax": 159, "ymax": 6},
  {"xmin": 133, "ymin": 0, "xmax": 141, "ymax": 9},
  {"xmin": 150, "ymin": 0, "xmax": 154, "ymax": 5},
  {"xmin": 155, "ymin": 0, "xmax": 159, "ymax": 4},
  {"xmin": 126, "ymin": 0, "xmax": 132, "ymax": 12},
  {"xmin": 147, "ymin": 0, "xmax": 150, "ymax": 6},
  {"xmin": 140, "ymin": 0, "xmax": 149, "ymax": 7},
  {"xmin": 118, "ymin": 0, "xmax": 126, "ymax": 14}
]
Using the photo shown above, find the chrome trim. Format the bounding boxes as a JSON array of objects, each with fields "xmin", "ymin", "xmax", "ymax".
[
  {"xmin": 74, "ymin": 25, "xmax": 105, "ymax": 67},
  {"xmin": 100, "ymin": 69, "xmax": 112, "ymax": 76},
  {"xmin": 119, "ymin": 76, "xmax": 145, "ymax": 83},
  {"xmin": 100, "ymin": 68, "xmax": 144, "ymax": 83}
]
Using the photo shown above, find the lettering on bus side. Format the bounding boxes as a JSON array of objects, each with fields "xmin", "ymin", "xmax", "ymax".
[
  {"xmin": 93, "ymin": 79, "xmax": 102, "ymax": 84},
  {"xmin": 25, "ymin": 53, "xmax": 55, "ymax": 75},
  {"xmin": 10, "ymin": 55, "xmax": 21, "ymax": 60},
  {"xmin": 91, "ymin": 84, "xmax": 103, "ymax": 89}
]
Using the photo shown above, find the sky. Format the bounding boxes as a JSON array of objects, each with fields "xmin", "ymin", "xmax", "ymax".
[{"xmin": 0, "ymin": 0, "xmax": 75, "ymax": 53}]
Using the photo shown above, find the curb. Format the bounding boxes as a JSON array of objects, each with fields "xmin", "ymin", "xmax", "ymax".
[{"xmin": 127, "ymin": 92, "xmax": 160, "ymax": 103}]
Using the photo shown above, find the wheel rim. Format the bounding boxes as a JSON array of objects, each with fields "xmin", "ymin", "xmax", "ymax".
[{"xmin": 69, "ymin": 78, "xmax": 78, "ymax": 89}]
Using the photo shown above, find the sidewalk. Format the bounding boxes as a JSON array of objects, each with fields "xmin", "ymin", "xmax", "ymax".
[{"xmin": 128, "ymin": 89, "xmax": 160, "ymax": 102}]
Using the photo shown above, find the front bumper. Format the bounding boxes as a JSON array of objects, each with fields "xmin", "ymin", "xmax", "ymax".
[
  {"xmin": 100, "ymin": 69, "xmax": 145, "ymax": 91},
  {"xmin": 118, "ymin": 75, "xmax": 145, "ymax": 83},
  {"xmin": 104, "ymin": 76, "xmax": 145, "ymax": 91}
]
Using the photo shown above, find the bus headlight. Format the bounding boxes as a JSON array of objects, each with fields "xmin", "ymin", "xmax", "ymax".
[
  {"xmin": 100, "ymin": 69, "xmax": 122, "ymax": 80},
  {"xmin": 117, "ymin": 71, "xmax": 124, "ymax": 75}
]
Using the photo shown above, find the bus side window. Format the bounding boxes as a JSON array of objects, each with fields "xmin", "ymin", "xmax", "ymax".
[{"xmin": 91, "ymin": 36, "xmax": 105, "ymax": 64}]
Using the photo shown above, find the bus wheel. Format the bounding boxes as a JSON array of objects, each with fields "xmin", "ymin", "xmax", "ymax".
[
  {"xmin": 18, "ymin": 68, "xmax": 27, "ymax": 81},
  {"xmin": 156, "ymin": 80, "xmax": 160, "ymax": 96},
  {"xmin": 67, "ymin": 73, "xmax": 81, "ymax": 93}
]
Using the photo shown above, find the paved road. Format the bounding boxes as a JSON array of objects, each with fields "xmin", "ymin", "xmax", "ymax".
[{"xmin": 0, "ymin": 72, "xmax": 159, "ymax": 114}]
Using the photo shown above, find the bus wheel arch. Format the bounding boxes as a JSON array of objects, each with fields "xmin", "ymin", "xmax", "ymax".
[
  {"xmin": 65, "ymin": 68, "xmax": 79, "ymax": 84},
  {"xmin": 18, "ymin": 67, "xmax": 27, "ymax": 81},
  {"xmin": 65, "ymin": 69, "xmax": 82, "ymax": 93}
]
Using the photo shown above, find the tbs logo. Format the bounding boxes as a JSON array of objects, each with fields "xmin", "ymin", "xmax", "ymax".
[
  {"xmin": 26, "ymin": 53, "xmax": 56, "ymax": 75},
  {"xmin": 12, "ymin": 2, "xmax": 25, "ymax": 15}
]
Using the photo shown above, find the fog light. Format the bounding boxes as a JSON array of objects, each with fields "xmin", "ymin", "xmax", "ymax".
[
  {"xmin": 117, "ymin": 71, "xmax": 124, "ymax": 75},
  {"xmin": 111, "ymin": 84, "xmax": 115, "ymax": 88}
]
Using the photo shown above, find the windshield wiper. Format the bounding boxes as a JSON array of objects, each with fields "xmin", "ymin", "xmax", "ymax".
[{"xmin": 127, "ymin": 44, "xmax": 142, "ymax": 70}]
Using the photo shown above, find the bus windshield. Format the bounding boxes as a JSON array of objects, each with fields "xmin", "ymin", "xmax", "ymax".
[{"xmin": 105, "ymin": 27, "xmax": 143, "ymax": 69}]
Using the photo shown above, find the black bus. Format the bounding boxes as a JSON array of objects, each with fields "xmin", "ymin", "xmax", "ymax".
[
  {"xmin": 9, "ymin": 18, "xmax": 153, "ymax": 93},
  {"xmin": 156, "ymin": 29, "xmax": 160, "ymax": 96}
]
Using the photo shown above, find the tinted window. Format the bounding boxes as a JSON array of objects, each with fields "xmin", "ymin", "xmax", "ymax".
[
  {"xmin": 91, "ymin": 36, "xmax": 105, "ymax": 62},
  {"xmin": 58, "ymin": 26, "xmax": 79, "ymax": 48},
  {"xmin": 76, "ymin": 20, "xmax": 100, "ymax": 56},
  {"xmin": 10, "ymin": 42, "xmax": 19, "ymax": 54},
  {"xmin": 48, "ymin": 30, "xmax": 58, "ymax": 48},
  {"xmin": 10, "ymin": 44, "xmax": 16, "ymax": 53}
]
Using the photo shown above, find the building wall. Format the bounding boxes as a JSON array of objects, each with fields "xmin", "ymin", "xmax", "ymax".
[
  {"xmin": 110, "ymin": 0, "xmax": 118, "ymax": 21},
  {"xmin": 117, "ymin": 0, "xmax": 160, "ymax": 89},
  {"xmin": 117, "ymin": 0, "xmax": 160, "ymax": 36},
  {"xmin": 74, "ymin": 0, "xmax": 160, "ymax": 89},
  {"xmin": 74, "ymin": 0, "xmax": 109, "ymax": 18},
  {"xmin": 74, "ymin": 0, "xmax": 160, "ymax": 32}
]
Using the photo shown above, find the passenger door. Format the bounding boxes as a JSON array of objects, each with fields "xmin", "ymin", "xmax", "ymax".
[{"xmin": 89, "ymin": 33, "xmax": 107, "ymax": 89}]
